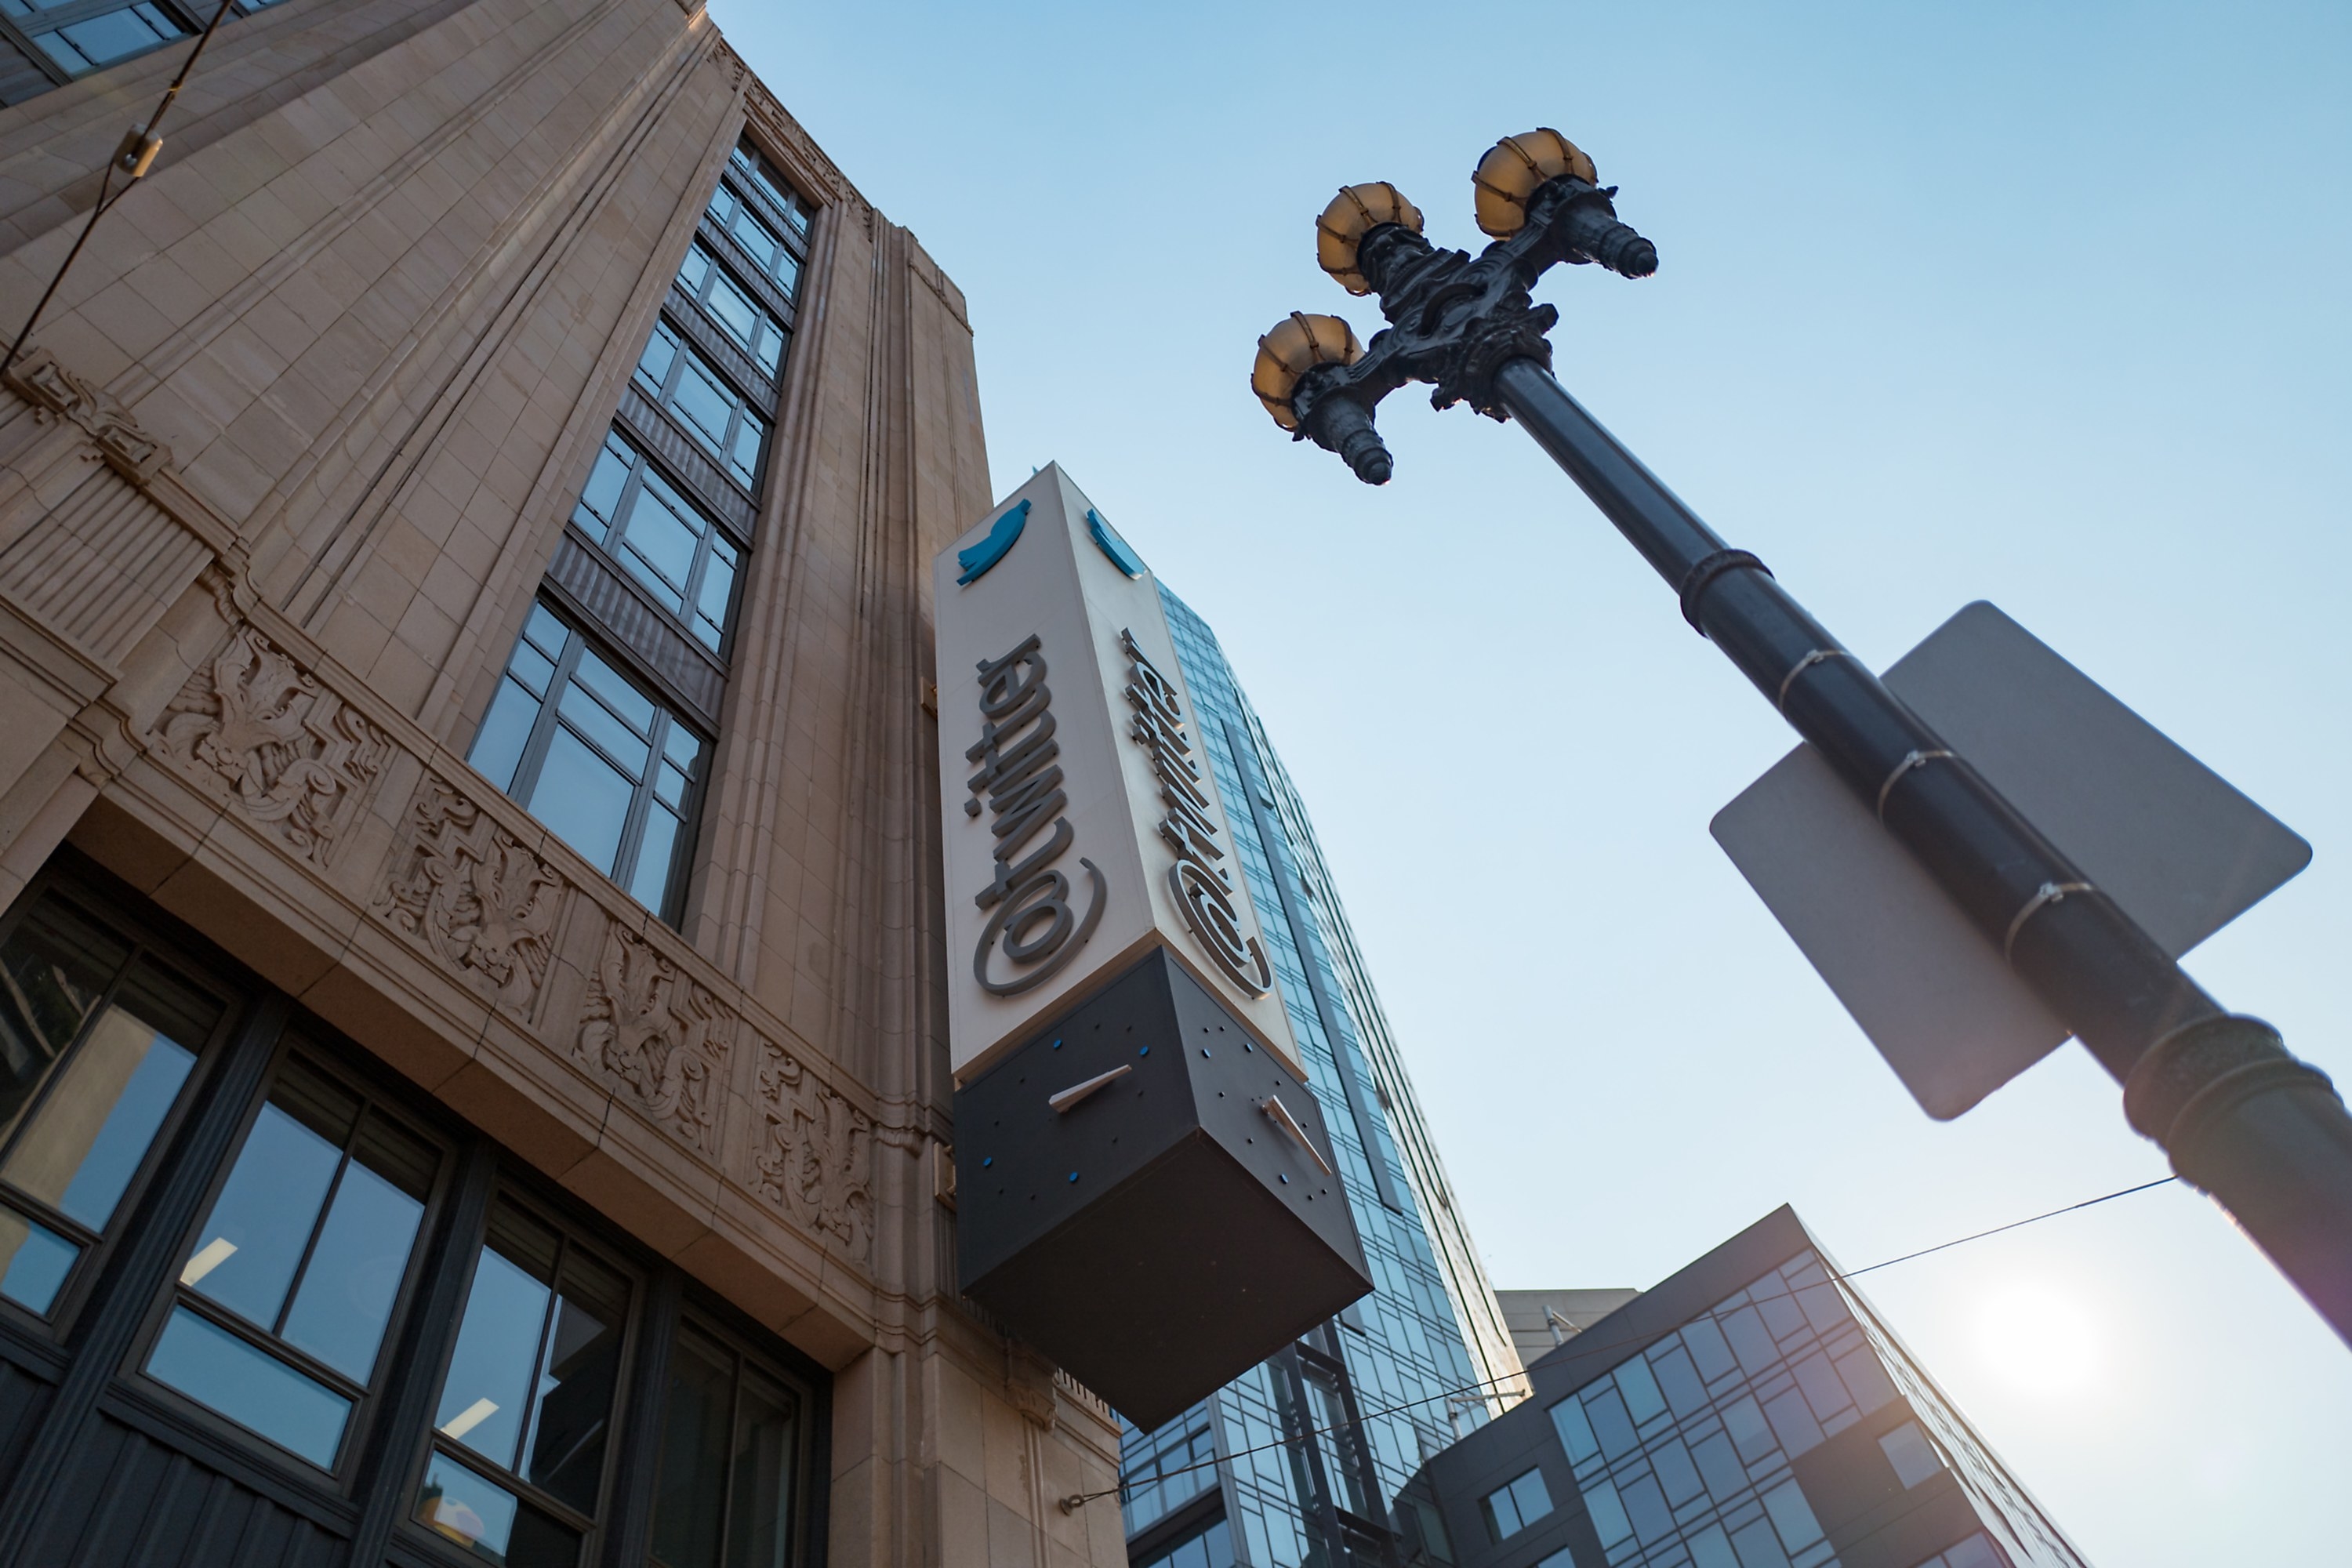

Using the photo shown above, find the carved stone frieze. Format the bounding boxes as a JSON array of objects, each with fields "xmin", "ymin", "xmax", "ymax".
[
  {"xmin": 4, "ymin": 347, "xmax": 172, "ymax": 484},
  {"xmin": 578, "ymin": 920, "xmax": 734, "ymax": 1153},
  {"xmin": 753, "ymin": 1036, "xmax": 874, "ymax": 1258},
  {"xmin": 156, "ymin": 623, "xmax": 392, "ymax": 866},
  {"xmin": 377, "ymin": 778, "xmax": 563, "ymax": 1015}
]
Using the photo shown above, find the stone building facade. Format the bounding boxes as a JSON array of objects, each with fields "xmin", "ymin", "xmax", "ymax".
[{"xmin": 0, "ymin": 0, "xmax": 1123, "ymax": 1564}]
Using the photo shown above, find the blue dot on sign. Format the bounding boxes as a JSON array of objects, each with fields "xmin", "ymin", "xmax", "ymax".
[
  {"xmin": 1138, "ymin": 1045, "xmax": 1149, "ymax": 1057},
  {"xmin": 1243, "ymin": 1041, "xmax": 1254, "ymax": 1052},
  {"xmin": 982, "ymin": 1156, "xmax": 993, "ymax": 1168},
  {"xmin": 1067, "ymin": 1171, "xmax": 1079, "ymax": 1183},
  {"xmin": 1279, "ymin": 1174, "xmax": 1290, "ymax": 1184},
  {"xmin": 1052, "ymin": 1039, "xmax": 1062, "ymax": 1050},
  {"xmin": 1201, "ymin": 1047, "xmax": 1210, "ymax": 1058}
]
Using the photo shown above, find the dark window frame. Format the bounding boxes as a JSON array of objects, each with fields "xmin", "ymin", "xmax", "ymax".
[
  {"xmin": 571, "ymin": 426, "xmax": 748, "ymax": 660},
  {"xmin": 0, "ymin": 886, "xmax": 238, "ymax": 1336},
  {"xmin": 632, "ymin": 317, "xmax": 771, "ymax": 498},
  {"xmin": 401, "ymin": 1181, "xmax": 646, "ymax": 1566},
  {"xmin": 470, "ymin": 599, "xmax": 710, "ymax": 926},
  {"xmin": 119, "ymin": 1032, "xmax": 456, "ymax": 1479},
  {"xmin": 647, "ymin": 1304, "xmax": 825, "ymax": 1568},
  {"xmin": 673, "ymin": 238, "xmax": 790, "ymax": 379},
  {"xmin": 0, "ymin": 0, "xmax": 281, "ymax": 104}
]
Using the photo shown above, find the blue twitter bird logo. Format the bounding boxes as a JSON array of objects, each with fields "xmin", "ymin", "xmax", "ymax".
[
  {"xmin": 956, "ymin": 499, "xmax": 1030, "ymax": 585},
  {"xmin": 1087, "ymin": 509, "xmax": 1147, "ymax": 579}
]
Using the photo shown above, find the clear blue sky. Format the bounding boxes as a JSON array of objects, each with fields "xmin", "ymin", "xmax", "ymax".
[{"xmin": 711, "ymin": 4, "xmax": 2350, "ymax": 1562}]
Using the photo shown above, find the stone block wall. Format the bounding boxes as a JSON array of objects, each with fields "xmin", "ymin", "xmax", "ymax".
[{"xmin": 0, "ymin": 0, "xmax": 1118, "ymax": 1562}]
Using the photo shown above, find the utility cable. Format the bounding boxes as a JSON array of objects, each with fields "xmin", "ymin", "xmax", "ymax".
[
  {"xmin": 1066, "ymin": 1174, "xmax": 2179, "ymax": 1511},
  {"xmin": 1, "ymin": 0, "xmax": 241, "ymax": 383}
]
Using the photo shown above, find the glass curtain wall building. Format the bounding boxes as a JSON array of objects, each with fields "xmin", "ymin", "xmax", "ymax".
[
  {"xmin": 1120, "ymin": 588, "xmax": 1526, "ymax": 1568},
  {"xmin": 1411, "ymin": 1208, "xmax": 2089, "ymax": 1568}
]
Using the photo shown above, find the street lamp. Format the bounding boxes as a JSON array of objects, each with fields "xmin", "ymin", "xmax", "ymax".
[{"xmin": 1256, "ymin": 129, "xmax": 2352, "ymax": 1348}]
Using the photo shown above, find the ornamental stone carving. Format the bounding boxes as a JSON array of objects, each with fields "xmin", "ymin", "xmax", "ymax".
[
  {"xmin": 157, "ymin": 624, "xmax": 391, "ymax": 866},
  {"xmin": 753, "ymin": 1038, "xmax": 873, "ymax": 1258},
  {"xmin": 378, "ymin": 779, "xmax": 561, "ymax": 1015},
  {"xmin": 578, "ymin": 922, "xmax": 733, "ymax": 1153},
  {"xmin": 5, "ymin": 347, "xmax": 172, "ymax": 484}
]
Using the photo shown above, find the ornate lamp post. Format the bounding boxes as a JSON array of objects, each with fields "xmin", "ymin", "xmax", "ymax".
[{"xmin": 1254, "ymin": 129, "xmax": 2352, "ymax": 1347}]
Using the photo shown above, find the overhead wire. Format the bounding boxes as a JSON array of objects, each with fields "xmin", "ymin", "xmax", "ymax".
[
  {"xmin": 1071, "ymin": 1174, "xmax": 2180, "ymax": 1511},
  {"xmin": 1, "ymin": 0, "xmax": 242, "ymax": 382}
]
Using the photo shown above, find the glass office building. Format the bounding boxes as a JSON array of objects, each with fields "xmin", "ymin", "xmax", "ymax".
[
  {"xmin": 1119, "ymin": 589, "xmax": 1526, "ymax": 1568},
  {"xmin": 1410, "ymin": 1208, "xmax": 2088, "ymax": 1568}
]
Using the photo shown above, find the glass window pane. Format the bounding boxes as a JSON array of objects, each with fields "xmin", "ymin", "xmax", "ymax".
[
  {"xmin": 1621, "ymin": 1473, "xmax": 1671, "ymax": 1543},
  {"xmin": 522, "ymin": 604, "xmax": 570, "ymax": 661},
  {"xmin": 557, "ymin": 683, "xmax": 654, "ymax": 777},
  {"xmin": 1653, "ymin": 1345, "xmax": 1709, "ymax": 1416},
  {"xmin": 726, "ymin": 1366, "xmax": 798, "ymax": 1568},
  {"xmin": 470, "ymin": 677, "xmax": 546, "ymax": 795},
  {"xmin": 568, "ymin": 648, "xmax": 658, "ymax": 738},
  {"xmin": 1835, "ymin": 1346, "xmax": 1898, "ymax": 1414},
  {"xmin": 1584, "ymin": 1386, "xmax": 1637, "ymax": 1458},
  {"xmin": 728, "ymin": 410, "xmax": 764, "ymax": 490},
  {"xmin": 1723, "ymin": 1395, "xmax": 1776, "ymax": 1463},
  {"xmin": 1692, "ymin": 1432, "xmax": 1747, "ymax": 1501},
  {"xmin": 616, "ymin": 483, "xmax": 699, "ymax": 611},
  {"xmin": 1762, "ymin": 1479, "xmax": 1823, "ymax": 1550},
  {"xmin": 694, "ymin": 536, "xmax": 737, "ymax": 651},
  {"xmin": 416, "ymin": 1450, "xmax": 581, "ymax": 1568},
  {"xmin": 1730, "ymin": 1515, "xmax": 1791, "ymax": 1568},
  {"xmin": 147, "ymin": 1306, "xmax": 350, "ymax": 1466},
  {"xmin": 772, "ymin": 250, "xmax": 800, "ymax": 299},
  {"xmin": 1584, "ymin": 1477, "xmax": 1632, "ymax": 1546},
  {"xmin": 628, "ymin": 808, "xmax": 682, "ymax": 911},
  {"xmin": 0, "ymin": 1206, "xmax": 78, "ymax": 1313},
  {"xmin": 704, "ymin": 271, "xmax": 759, "ymax": 349},
  {"xmin": 1762, "ymin": 1388, "xmax": 1824, "ymax": 1457},
  {"xmin": 522, "ymin": 1246, "xmax": 627, "ymax": 1512},
  {"xmin": 180, "ymin": 1069, "xmax": 355, "ymax": 1329},
  {"xmin": 1878, "ymin": 1421, "xmax": 1940, "ymax": 1488},
  {"xmin": 1548, "ymin": 1396, "xmax": 1597, "ymax": 1462},
  {"xmin": 637, "ymin": 323, "xmax": 681, "ymax": 395},
  {"xmin": 53, "ymin": 5, "xmax": 180, "ymax": 69},
  {"xmin": 531, "ymin": 728, "xmax": 637, "ymax": 874},
  {"xmin": 0, "ymin": 898, "xmax": 125, "ymax": 1138},
  {"xmin": 1618, "ymin": 1355, "xmax": 1668, "ymax": 1423},
  {"xmin": 437, "ymin": 1204, "xmax": 560, "ymax": 1472},
  {"xmin": 670, "ymin": 355, "xmax": 735, "ymax": 450},
  {"xmin": 652, "ymin": 1326, "xmax": 733, "ymax": 1568},
  {"xmin": 280, "ymin": 1114, "xmax": 433, "ymax": 1380},
  {"xmin": 575, "ymin": 441, "xmax": 631, "ymax": 539},
  {"xmin": 1683, "ymin": 1316, "xmax": 1737, "ymax": 1381},
  {"xmin": 677, "ymin": 246, "xmax": 710, "ymax": 296},
  {"xmin": 3, "ymin": 1004, "xmax": 197, "ymax": 1229},
  {"xmin": 1653, "ymin": 1438, "xmax": 1706, "ymax": 1506}
]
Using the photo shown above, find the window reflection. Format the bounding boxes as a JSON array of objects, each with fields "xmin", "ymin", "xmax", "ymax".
[
  {"xmin": 673, "ymin": 241, "xmax": 786, "ymax": 375},
  {"xmin": 466, "ymin": 605, "xmax": 708, "ymax": 923},
  {"xmin": 0, "ymin": 896, "xmax": 215, "ymax": 1320},
  {"xmin": 423, "ymin": 1195, "xmax": 630, "ymax": 1554},
  {"xmin": 147, "ymin": 1053, "xmax": 436, "ymax": 1467},
  {"xmin": 571, "ymin": 430, "xmax": 742, "ymax": 653},
  {"xmin": 633, "ymin": 321, "xmax": 768, "ymax": 493}
]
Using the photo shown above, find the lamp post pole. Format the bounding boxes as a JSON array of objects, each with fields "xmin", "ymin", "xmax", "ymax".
[{"xmin": 1253, "ymin": 133, "xmax": 2352, "ymax": 1348}]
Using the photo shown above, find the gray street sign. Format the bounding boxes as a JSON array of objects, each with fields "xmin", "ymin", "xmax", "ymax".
[{"xmin": 1712, "ymin": 601, "xmax": 2310, "ymax": 1119}]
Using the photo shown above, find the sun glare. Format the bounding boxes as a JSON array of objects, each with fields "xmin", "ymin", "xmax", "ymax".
[{"xmin": 1974, "ymin": 1282, "xmax": 2104, "ymax": 1397}]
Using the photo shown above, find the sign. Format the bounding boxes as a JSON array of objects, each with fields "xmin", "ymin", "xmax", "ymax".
[
  {"xmin": 934, "ymin": 464, "xmax": 1300, "ymax": 1083},
  {"xmin": 1712, "ymin": 601, "xmax": 2310, "ymax": 1119},
  {"xmin": 934, "ymin": 466, "xmax": 1369, "ymax": 1425}
]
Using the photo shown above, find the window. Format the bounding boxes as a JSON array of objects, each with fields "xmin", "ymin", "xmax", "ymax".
[
  {"xmin": 3, "ymin": 0, "xmax": 190, "ymax": 78},
  {"xmin": 416, "ymin": 1195, "xmax": 633, "ymax": 1566},
  {"xmin": 0, "ymin": 895, "xmax": 217, "ymax": 1318},
  {"xmin": 1907, "ymin": 1534, "xmax": 2006, "ymax": 1568},
  {"xmin": 1880, "ymin": 1420, "xmax": 1942, "ymax": 1488},
  {"xmin": 573, "ymin": 431, "xmax": 742, "ymax": 652},
  {"xmin": 673, "ymin": 242, "xmax": 788, "ymax": 376},
  {"xmin": 705, "ymin": 186, "xmax": 800, "ymax": 300},
  {"xmin": 633, "ymin": 321, "xmax": 768, "ymax": 492},
  {"xmin": 1479, "ymin": 1466, "xmax": 1552, "ymax": 1542},
  {"xmin": 649, "ymin": 1319, "xmax": 811, "ymax": 1568},
  {"xmin": 1300, "ymin": 1367, "xmax": 1368, "ymax": 1516},
  {"xmin": 1133, "ymin": 1518, "xmax": 1236, "ymax": 1568},
  {"xmin": 469, "ymin": 604, "xmax": 708, "ymax": 920},
  {"xmin": 144, "ymin": 1052, "xmax": 439, "ymax": 1468},
  {"xmin": 728, "ymin": 142, "xmax": 810, "ymax": 237}
]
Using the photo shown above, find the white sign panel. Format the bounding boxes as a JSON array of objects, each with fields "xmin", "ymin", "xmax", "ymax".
[{"xmin": 934, "ymin": 464, "xmax": 1301, "ymax": 1083}]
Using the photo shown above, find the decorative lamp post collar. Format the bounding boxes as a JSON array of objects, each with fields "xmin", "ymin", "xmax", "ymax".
[{"xmin": 1257, "ymin": 130, "xmax": 1657, "ymax": 485}]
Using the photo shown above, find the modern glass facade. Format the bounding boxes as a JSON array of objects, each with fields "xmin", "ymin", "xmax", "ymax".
[
  {"xmin": 1120, "ymin": 588, "xmax": 1525, "ymax": 1568},
  {"xmin": 1414, "ymin": 1209, "xmax": 2088, "ymax": 1568}
]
